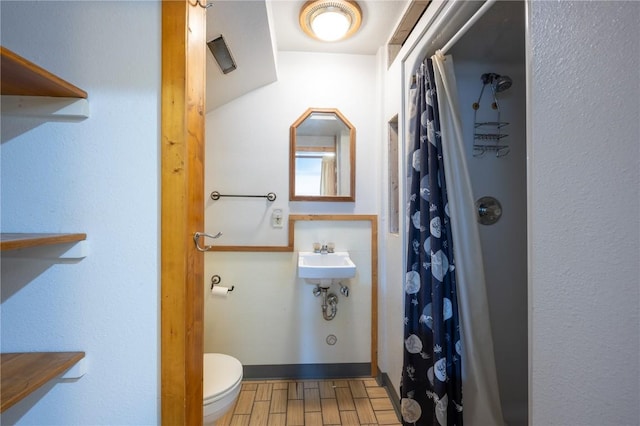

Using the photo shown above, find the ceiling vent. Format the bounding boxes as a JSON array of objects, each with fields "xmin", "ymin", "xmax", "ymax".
[{"xmin": 207, "ymin": 36, "xmax": 236, "ymax": 74}]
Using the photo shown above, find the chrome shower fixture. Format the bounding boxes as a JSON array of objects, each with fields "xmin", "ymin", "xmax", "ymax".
[
  {"xmin": 494, "ymin": 75, "xmax": 512, "ymax": 93},
  {"xmin": 473, "ymin": 72, "xmax": 511, "ymax": 158},
  {"xmin": 474, "ymin": 72, "xmax": 513, "ymax": 112},
  {"xmin": 481, "ymin": 73, "xmax": 512, "ymax": 93}
]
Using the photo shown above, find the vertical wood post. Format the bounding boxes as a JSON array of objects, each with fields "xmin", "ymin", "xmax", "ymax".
[{"xmin": 161, "ymin": 1, "xmax": 206, "ymax": 424}]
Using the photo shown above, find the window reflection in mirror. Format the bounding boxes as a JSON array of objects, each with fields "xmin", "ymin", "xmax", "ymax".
[{"xmin": 289, "ymin": 108, "xmax": 355, "ymax": 202}]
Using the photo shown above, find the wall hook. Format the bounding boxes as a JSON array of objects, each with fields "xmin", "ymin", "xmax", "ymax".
[
  {"xmin": 194, "ymin": 231, "xmax": 222, "ymax": 252},
  {"xmin": 194, "ymin": 0, "xmax": 213, "ymax": 9}
]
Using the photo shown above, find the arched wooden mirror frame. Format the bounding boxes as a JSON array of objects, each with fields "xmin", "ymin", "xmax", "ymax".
[{"xmin": 289, "ymin": 107, "xmax": 356, "ymax": 202}]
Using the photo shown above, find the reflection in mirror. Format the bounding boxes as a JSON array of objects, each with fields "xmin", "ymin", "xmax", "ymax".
[{"xmin": 290, "ymin": 108, "xmax": 355, "ymax": 201}]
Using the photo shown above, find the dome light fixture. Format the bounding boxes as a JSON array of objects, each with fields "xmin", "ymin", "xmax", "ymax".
[{"xmin": 299, "ymin": 0, "xmax": 362, "ymax": 42}]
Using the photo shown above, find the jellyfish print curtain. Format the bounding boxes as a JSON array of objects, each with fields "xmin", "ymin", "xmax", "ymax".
[{"xmin": 401, "ymin": 58, "xmax": 463, "ymax": 426}]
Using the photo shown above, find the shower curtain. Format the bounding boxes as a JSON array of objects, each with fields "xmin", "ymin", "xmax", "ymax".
[
  {"xmin": 401, "ymin": 54, "xmax": 505, "ymax": 426},
  {"xmin": 401, "ymin": 58, "xmax": 463, "ymax": 426}
]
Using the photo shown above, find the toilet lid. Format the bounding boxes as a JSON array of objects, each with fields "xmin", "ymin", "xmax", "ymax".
[{"xmin": 203, "ymin": 353, "xmax": 243, "ymax": 402}]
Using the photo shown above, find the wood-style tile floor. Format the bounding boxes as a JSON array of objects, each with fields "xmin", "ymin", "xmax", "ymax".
[{"xmin": 215, "ymin": 378, "xmax": 402, "ymax": 426}]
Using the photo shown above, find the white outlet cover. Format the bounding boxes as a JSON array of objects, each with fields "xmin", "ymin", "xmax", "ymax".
[{"xmin": 271, "ymin": 208, "xmax": 284, "ymax": 228}]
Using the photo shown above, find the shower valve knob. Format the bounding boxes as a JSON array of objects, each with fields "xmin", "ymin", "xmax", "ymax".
[{"xmin": 476, "ymin": 196, "xmax": 502, "ymax": 225}]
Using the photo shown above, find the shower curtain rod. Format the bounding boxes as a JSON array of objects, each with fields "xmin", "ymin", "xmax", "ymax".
[{"xmin": 439, "ymin": 0, "xmax": 497, "ymax": 56}]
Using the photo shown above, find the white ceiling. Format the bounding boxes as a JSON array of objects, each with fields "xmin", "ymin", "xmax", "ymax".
[
  {"xmin": 205, "ymin": 0, "xmax": 526, "ymax": 111},
  {"xmin": 205, "ymin": 0, "xmax": 409, "ymax": 111},
  {"xmin": 269, "ymin": 0, "xmax": 410, "ymax": 55}
]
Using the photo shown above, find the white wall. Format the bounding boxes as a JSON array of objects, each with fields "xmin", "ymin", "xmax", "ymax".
[
  {"xmin": 0, "ymin": 2, "xmax": 160, "ymax": 425},
  {"xmin": 205, "ymin": 221, "xmax": 372, "ymax": 366},
  {"xmin": 204, "ymin": 51, "xmax": 380, "ymax": 367},
  {"xmin": 205, "ymin": 51, "xmax": 379, "ymax": 247},
  {"xmin": 528, "ymin": 1, "xmax": 639, "ymax": 425},
  {"xmin": 378, "ymin": 46, "xmax": 405, "ymax": 396}
]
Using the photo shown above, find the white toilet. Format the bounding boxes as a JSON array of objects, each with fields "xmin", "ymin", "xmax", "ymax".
[{"xmin": 203, "ymin": 353, "xmax": 243, "ymax": 425}]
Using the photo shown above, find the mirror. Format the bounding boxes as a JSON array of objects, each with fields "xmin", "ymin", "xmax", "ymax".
[{"xmin": 289, "ymin": 108, "xmax": 355, "ymax": 202}]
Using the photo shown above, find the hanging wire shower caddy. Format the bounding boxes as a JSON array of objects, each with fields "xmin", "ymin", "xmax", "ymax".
[{"xmin": 472, "ymin": 73, "xmax": 511, "ymax": 157}]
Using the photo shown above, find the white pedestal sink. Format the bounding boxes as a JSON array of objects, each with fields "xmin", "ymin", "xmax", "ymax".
[{"xmin": 298, "ymin": 251, "xmax": 356, "ymax": 288}]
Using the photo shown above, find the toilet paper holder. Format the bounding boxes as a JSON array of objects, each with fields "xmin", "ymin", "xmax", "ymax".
[{"xmin": 211, "ymin": 275, "xmax": 234, "ymax": 292}]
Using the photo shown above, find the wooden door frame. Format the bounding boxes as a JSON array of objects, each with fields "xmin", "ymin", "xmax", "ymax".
[{"xmin": 161, "ymin": 1, "xmax": 206, "ymax": 424}]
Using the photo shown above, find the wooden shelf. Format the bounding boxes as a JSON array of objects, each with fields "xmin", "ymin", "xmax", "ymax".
[
  {"xmin": 1, "ymin": 352, "xmax": 85, "ymax": 412},
  {"xmin": 0, "ymin": 46, "xmax": 87, "ymax": 98},
  {"xmin": 1, "ymin": 48, "xmax": 89, "ymax": 416},
  {"xmin": 0, "ymin": 233, "xmax": 87, "ymax": 251}
]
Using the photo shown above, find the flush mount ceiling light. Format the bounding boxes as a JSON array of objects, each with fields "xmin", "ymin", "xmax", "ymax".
[{"xmin": 299, "ymin": 0, "xmax": 362, "ymax": 42}]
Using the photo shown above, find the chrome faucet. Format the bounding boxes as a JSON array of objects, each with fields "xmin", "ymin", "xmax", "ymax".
[{"xmin": 313, "ymin": 242, "xmax": 335, "ymax": 254}]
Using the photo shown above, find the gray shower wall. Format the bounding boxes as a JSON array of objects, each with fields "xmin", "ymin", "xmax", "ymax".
[{"xmin": 452, "ymin": 59, "xmax": 528, "ymax": 426}]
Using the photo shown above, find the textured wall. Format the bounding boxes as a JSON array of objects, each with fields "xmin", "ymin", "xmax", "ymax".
[
  {"xmin": 0, "ymin": 2, "xmax": 161, "ymax": 424},
  {"xmin": 529, "ymin": 1, "xmax": 640, "ymax": 424}
]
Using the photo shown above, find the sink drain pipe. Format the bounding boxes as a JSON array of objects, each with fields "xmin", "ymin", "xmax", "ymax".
[{"xmin": 319, "ymin": 287, "xmax": 338, "ymax": 321}]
